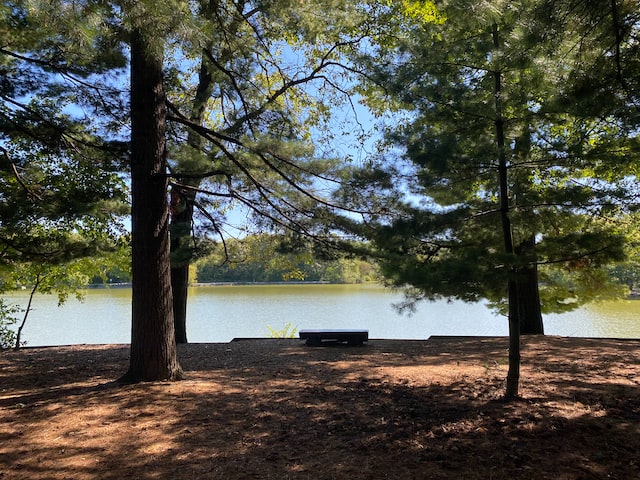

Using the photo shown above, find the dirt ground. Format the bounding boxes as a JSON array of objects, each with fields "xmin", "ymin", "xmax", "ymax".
[{"xmin": 1, "ymin": 335, "xmax": 639, "ymax": 480}]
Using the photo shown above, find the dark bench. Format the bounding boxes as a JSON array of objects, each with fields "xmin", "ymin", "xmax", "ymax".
[{"xmin": 299, "ymin": 329, "xmax": 368, "ymax": 346}]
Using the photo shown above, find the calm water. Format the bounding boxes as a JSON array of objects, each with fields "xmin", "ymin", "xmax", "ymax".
[{"xmin": 4, "ymin": 284, "xmax": 640, "ymax": 346}]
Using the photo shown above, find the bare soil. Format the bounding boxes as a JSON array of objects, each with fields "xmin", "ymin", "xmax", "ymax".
[{"xmin": 1, "ymin": 336, "xmax": 639, "ymax": 479}]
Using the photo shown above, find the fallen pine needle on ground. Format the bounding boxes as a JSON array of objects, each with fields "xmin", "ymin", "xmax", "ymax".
[{"xmin": 1, "ymin": 336, "xmax": 639, "ymax": 479}]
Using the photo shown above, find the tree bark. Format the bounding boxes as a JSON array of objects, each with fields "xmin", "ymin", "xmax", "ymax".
[
  {"xmin": 515, "ymin": 236, "xmax": 544, "ymax": 335},
  {"xmin": 170, "ymin": 51, "xmax": 215, "ymax": 344},
  {"xmin": 14, "ymin": 275, "xmax": 41, "ymax": 351},
  {"xmin": 170, "ymin": 268, "xmax": 190, "ymax": 343},
  {"xmin": 492, "ymin": 23, "xmax": 520, "ymax": 400},
  {"xmin": 170, "ymin": 193, "xmax": 195, "ymax": 344},
  {"xmin": 123, "ymin": 28, "xmax": 183, "ymax": 382}
]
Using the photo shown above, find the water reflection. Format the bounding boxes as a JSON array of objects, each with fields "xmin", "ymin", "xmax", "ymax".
[{"xmin": 545, "ymin": 299, "xmax": 640, "ymax": 338}]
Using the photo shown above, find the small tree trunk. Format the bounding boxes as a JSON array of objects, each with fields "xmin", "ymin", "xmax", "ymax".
[
  {"xmin": 14, "ymin": 275, "xmax": 41, "ymax": 351},
  {"xmin": 493, "ymin": 23, "xmax": 520, "ymax": 400},
  {"xmin": 505, "ymin": 275, "xmax": 521, "ymax": 400},
  {"xmin": 123, "ymin": 28, "xmax": 183, "ymax": 382}
]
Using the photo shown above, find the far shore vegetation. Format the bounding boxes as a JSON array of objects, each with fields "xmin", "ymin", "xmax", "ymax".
[{"xmin": 5, "ymin": 233, "xmax": 640, "ymax": 290}]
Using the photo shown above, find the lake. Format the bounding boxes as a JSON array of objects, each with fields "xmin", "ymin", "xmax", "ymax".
[{"xmin": 4, "ymin": 284, "xmax": 640, "ymax": 346}]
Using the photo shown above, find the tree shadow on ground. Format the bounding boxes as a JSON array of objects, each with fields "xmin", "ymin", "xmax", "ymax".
[
  {"xmin": 0, "ymin": 344, "xmax": 129, "ymax": 392},
  {"xmin": 1, "ymin": 337, "xmax": 639, "ymax": 479}
]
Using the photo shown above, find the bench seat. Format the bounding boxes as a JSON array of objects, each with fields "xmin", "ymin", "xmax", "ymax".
[{"xmin": 299, "ymin": 329, "xmax": 368, "ymax": 346}]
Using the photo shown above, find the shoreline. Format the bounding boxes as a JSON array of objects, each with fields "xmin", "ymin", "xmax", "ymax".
[{"xmin": 10, "ymin": 334, "xmax": 640, "ymax": 351}]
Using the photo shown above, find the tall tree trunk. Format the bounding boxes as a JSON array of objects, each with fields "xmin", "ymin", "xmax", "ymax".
[
  {"xmin": 516, "ymin": 236, "xmax": 544, "ymax": 335},
  {"xmin": 170, "ymin": 193, "xmax": 195, "ymax": 344},
  {"xmin": 493, "ymin": 23, "xmax": 520, "ymax": 400},
  {"xmin": 170, "ymin": 50, "xmax": 215, "ymax": 344},
  {"xmin": 123, "ymin": 28, "xmax": 183, "ymax": 382}
]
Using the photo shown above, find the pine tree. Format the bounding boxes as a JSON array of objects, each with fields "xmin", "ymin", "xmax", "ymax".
[
  {"xmin": 0, "ymin": 2, "xmax": 128, "ymax": 274},
  {"xmin": 349, "ymin": 0, "xmax": 638, "ymax": 398},
  {"xmin": 165, "ymin": 0, "xmax": 371, "ymax": 342},
  {"xmin": 0, "ymin": 1, "xmax": 130, "ymax": 351}
]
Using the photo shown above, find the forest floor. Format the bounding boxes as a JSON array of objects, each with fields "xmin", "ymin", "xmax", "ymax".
[{"xmin": 1, "ymin": 336, "xmax": 640, "ymax": 479}]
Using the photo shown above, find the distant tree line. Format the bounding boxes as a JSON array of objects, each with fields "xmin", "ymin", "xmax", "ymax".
[
  {"xmin": 195, "ymin": 234, "xmax": 381, "ymax": 284},
  {"xmin": 85, "ymin": 233, "xmax": 640, "ymax": 290}
]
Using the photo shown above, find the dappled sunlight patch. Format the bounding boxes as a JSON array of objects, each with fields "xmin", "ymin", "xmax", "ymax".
[{"xmin": 1, "ymin": 337, "xmax": 640, "ymax": 479}]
